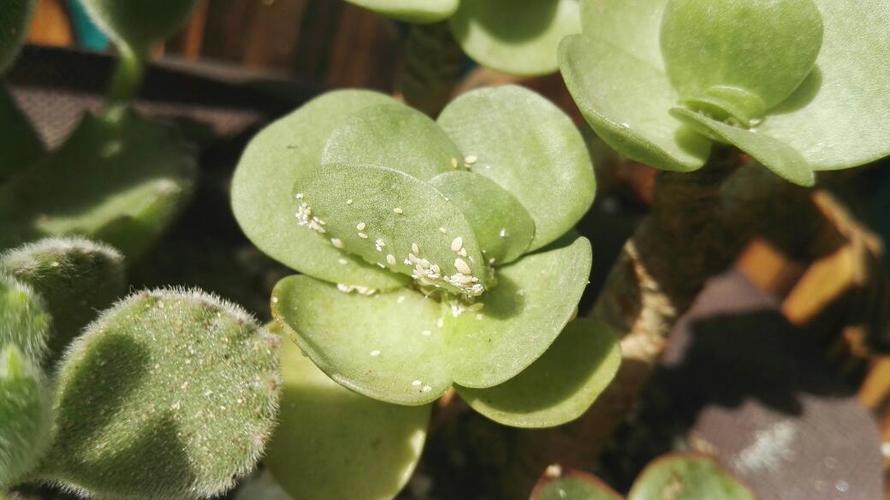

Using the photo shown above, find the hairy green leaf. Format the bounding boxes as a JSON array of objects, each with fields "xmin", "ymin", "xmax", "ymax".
[
  {"xmin": 294, "ymin": 163, "xmax": 489, "ymax": 296},
  {"xmin": 0, "ymin": 274, "xmax": 50, "ymax": 363},
  {"xmin": 661, "ymin": 0, "xmax": 823, "ymax": 126},
  {"xmin": 758, "ymin": 0, "xmax": 890, "ymax": 170},
  {"xmin": 40, "ymin": 289, "xmax": 281, "ymax": 499},
  {"xmin": 344, "ymin": 0, "xmax": 459, "ymax": 24},
  {"xmin": 0, "ymin": 110, "xmax": 197, "ymax": 260},
  {"xmin": 322, "ymin": 103, "xmax": 460, "ymax": 181},
  {"xmin": 629, "ymin": 454, "xmax": 754, "ymax": 500},
  {"xmin": 266, "ymin": 327, "xmax": 430, "ymax": 500},
  {"xmin": 449, "ymin": 0, "xmax": 581, "ymax": 76},
  {"xmin": 531, "ymin": 470, "xmax": 622, "ymax": 500},
  {"xmin": 0, "ymin": 0, "xmax": 36, "ymax": 74},
  {"xmin": 80, "ymin": 0, "xmax": 197, "ymax": 51},
  {"xmin": 429, "ymin": 171, "xmax": 534, "ymax": 265},
  {"xmin": 671, "ymin": 108, "xmax": 814, "ymax": 187},
  {"xmin": 0, "ymin": 87, "xmax": 45, "ymax": 181},
  {"xmin": 456, "ymin": 318, "xmax": 620, "ymax": 428},
  {"xmin": 438, "ymin": 85, "xmax": 596, "ymax": 250},
  {"xmin": 1, "ymin": 238, "xmax": 126, "ymax": 364},
  {"xmin": 0, "ymin": 345, "xmax": 53, "ymax": 488},
  {"xmin": 231, "ymin": 90, "xmax": 405, "ymax": 291}
]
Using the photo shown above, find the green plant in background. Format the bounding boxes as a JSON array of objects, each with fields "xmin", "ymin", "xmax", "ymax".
[
  {"xmin": 559, "ymin": 0, "xmax": 890, "ymax": 185},
  {"xmin": 232, "ymin": 83, "xmax": 621, "ymax": 428},
  {"xmin": 531, "ymin": 454, "xmax": 754, "ymax": 500}
]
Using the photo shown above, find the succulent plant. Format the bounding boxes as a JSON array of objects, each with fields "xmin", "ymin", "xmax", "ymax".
[
  {"xmin": 36, "ymin": 289, "xmax": 281, "ymax": 499},
  {"xmin": 344, "ymin": 0, "xmax": 581, "ymax": 76},
  {"xmin": 79, "ymin": 0, "xmax": 198, "ymax": 54},
  {"xmin": 559, "ymin": 0, "xmax": 890, "ymax": 186},
  {"xmin": 0, "ymin": 274, "xmax": 50, "ymax": 364},
  {"xmin": 233, "ymin": 84, "xmax": 620, "ymax": 427}
]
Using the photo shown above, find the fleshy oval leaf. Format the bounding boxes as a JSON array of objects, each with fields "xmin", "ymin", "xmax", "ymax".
[
  {"xmin": 0, "ymin": 110, "xmax": 197, "ymax": 260},
  {"xmin": 231, "ymin": 90, "xmax": 405, "ymax": 291},
  {"xmin": 629, "ymin": 453, "xmax": 755, "ymax": 500},
  {"xmin": 40, "ymin": 289, "xmax": 281, "ymax": 499},
  {"xmin": 559, "ymin": 33, "xmax": 711, "ymax": 173},
  {"xmin": 294, "ymin": 162, "xmax": 488, "ymax": 296},
  {"xmin": 344, "ymin": 0, "xmax": 459, "ymax": 24},
  {"xmin": 661, "ymin": 0, "xmax": 823, "ymax": 126},
  {"xmin": 80, "ymin": 0, "xmax": 198, "ymax": 51},
  {"xmin": 531, "ymin": 469, "xmax": 622, "ymax": 500},
  {"xmin": 449, "ymin": 0, "xmax": 581, "ymax": 76},
  {"xmin": 1, "ymin": 237, "xmax": 126, "ymax": 363},
  {"xmin": 446, "ymin": 235, "xmax": 592, "ymax": 388},
  {"xmin": 438, "ymin": 85, "xmax": 596, "ymax": 250},
  {"xmin": 0, "ymin": 345, "xmax": 53, "ymax": 488},
  {"xmin": 265, "ymin": 326, "xmax": 430, "ymax": 500},
  {"xmin": 0, "ymin": 0, "xmax": 36, "ymax": 74},
  {"xmin": 429, "ymin": 170, "xmax": 535, "ymax": 265},
  {"xmin": 322, "ymin": 103, "xmax": 461, "ymax": 181},
  {"xmin": 456, "ymin": 318, "xmax": 620, "ymax": 428},
  {"xmin": 0, "ymin": 273, "xmax": 50, "ymax": 363},
  {"xmin": 758, "ymin": 0, "xmax": 890, "ymax": 171},
  {"xmin": 273, "ymin": 276, "xmax": 452, "ymax": 406}
]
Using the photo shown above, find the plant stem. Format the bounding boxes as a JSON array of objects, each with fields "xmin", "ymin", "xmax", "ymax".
[
  {"xmin": 397, "ymin": 22, "xmax": 464, "ymax": 117},
  {"xmin": 106, "ymin": 45, "xmax": 146, "ymax": 108}
]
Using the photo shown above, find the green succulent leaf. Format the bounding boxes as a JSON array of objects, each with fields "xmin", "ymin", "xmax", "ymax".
[
  {"xmin": 559, "ymin": 34, "xmax": 711, "ymax": 173},
  {"xmin": 661, "ymin": 0, "xmax": 823, "ymax": 126},
  {"xmin": 0, "ymin": 87, "xmax": 45, "ymax": 182},
  {"xmin": 1, "ymin": 238, "xmax": 126, "ymax": 364},
  {"xmin": 449, "ymin": 0, "xmax": 581, "ymax": 76},
  {"xmin": 0, "ymin": 274, "xmax": 50, "ymax": 363},
  {"xmin": 531, "ymin": 469, "xmax": 622, "ymax": 500},
  {"xmin": 80, "ymin": 0, "xmax": 197, "ymax": 52},
  {"xmin": 273, "ymin": 277, "xmax": 451, "ymax": 406},
  {"xmin": 671, "ymin": 108, "xmax": 814, "ymax": 187},
  {"xmin": 274, "ymin": 236, "xmax": 593, "ymax": 408},
  {"xmin": 628, "ymin": 454, "xmax": 754, "ymax": 500},
  {"xmin": 322, "ymin": 103, "xmax": 461, "ymax": 181},
  {"xmin": 429, "ymin": 171, "xmax": 535, "ymax": 265},
  {"xmin": 344, "ymin": 0, "xmax": 459, "ymax": 24},
  {"xmin": 295, "ymin": 162, "xmax": 489, "ymax": 295},
  {"xmin": 40, "ymin": 289, "xmax": 281, "ymax": 500},
  {"xmin": 265, "ymin": 326, "xmax": 430, "ymax": 500},
  {"xmin": 231, "ymin": 90, "xmax": 405, "ymax": 291},
  {"xmin": 0, "ymin": 110, "xmax": 197, "ymax": 260},
  {"xmin": 757, "ymin": 0, "xmax": 890, "ymax": 171},
  {"xmin": 456, "ymin": 318, "xmax": 620, "ymax": 428},
  {"xmin": 0, "ymin": 345, "xmax": 53, "ymax": 488},
  {"xmin": 580, "ymin": 0, "xmax": 667, "ymax": 69},
  {"xmin": 0, "ymin": 0, "xmax": 36, "ymax": 74},
  {"xmin": 438, "ymin": 85, "xmax": 596, "ymax": 250}
]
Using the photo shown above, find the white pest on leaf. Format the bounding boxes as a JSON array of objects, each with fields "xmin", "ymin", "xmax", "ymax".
[
  {"xmin": 393, "ymin": 207, "xmax": 403, "ymax": 214},
  {"xmin": 411, "ymin": 243, "xmax": 420, "ymax": 254},
  {"xmin": 499, "ymin": 228, "xmax": 508, "ymax": 238},
  {"xmin": 464, "ymin": 155, "xmax": 478, "ymax": 165},
  {"xmin": 411, "ymin": 380, "xmax": 422, "ymax": 387},
  {"xmin": 451, "ymin": 237, "xmax": 463, "ymax": 252},
  {"xmin": 356, "ymin": 222, "xmax": 366, "ymax": 231},
  {"xmin": 358, "ymin": 232, "xmax": 368, "ymax": 239},
  {"xmin": 370, "ymin": 350, "xmax": 381, "ymax": 357},
  {"xmin": 454, "ymin": 258, "xmax": 471, "ymax": 275},
  {"xmin": 386, "ymin": 254, "xmax": 396, "ymax": 266},
  {"xmin": 330, "ymin": 238, "xmax": 344, "ymax": 249}
]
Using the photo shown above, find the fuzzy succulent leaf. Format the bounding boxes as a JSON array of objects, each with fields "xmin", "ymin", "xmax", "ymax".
[
  {"xmin": 321, "ymin": 103, "xmax": 461, "ymax": 181},
  {"xmin": 756, "ymin": 0, "xmax": 890, "ymax": 171},
  {"xmin": 232, "ymin": 90, "xmax": 406, "ymax": 291},
  {"xmin": 429, "ymin": 171, "xmax": 534, "ymax": 265},
  {"xmin": 39, "ymin": 289, "xmax": 281, "ymax": 500},
  {"xmin": 0, "ymin": 110, "xmax": 197, "ymax": 259},
  {"xmin": 294, "ymin": 162, "xmax": 489, "ymax": 295},
  {"xmin": 80, "ymin": 0, "xmax": 197, "ymax": 52},
  {"xmin": 438, "ymin": 85, "xmax": 596, "ymax": 250},
  {"xmin": 661, "ymin": 0, "xmax": 823, "ymax": 126},
  {"xmin": 671, "ymin": 108, "xmax": 813, "ymax": 186},
  {"xmin": 0, "ymin": 0, "xmax": 36, "ymax": 74},
  {"xmin": 0, "ymin": 345, "xmax": 53, "ymax": 488},
  {"xmin": 344, "ymin": 0, "xmax": 459, "ymax": 24},
  {"xmin": 0, "ymin": 274, "xmax": 50, "ymax": 363},
  {"xmin": 0, "ymin": 87, "xmax": 45, "ymax": 181},
  {"xmin": 456, "ymin": 318, "xmax": 620, "ymax": 428},
  {"xmin": 531, "ymin": 469, "xmax": 621, "ymax": 500},
  {"xmin": 0, "ymin": 238, "xmax": 126, "ymax": 363},
  {"xmin": 273, "ymin": 235, "xmax": 592, "ymax": 406},
  {"xmin": 628, "ymin": 454, "xmax": 754, "ymax": 500},
  {"xmin": 449, "ymin": 0, "xmax": 581, "ymax": 76},
  {"xmin": 265, "ymin": 325, "xmax": 430, "ymax": 500}
]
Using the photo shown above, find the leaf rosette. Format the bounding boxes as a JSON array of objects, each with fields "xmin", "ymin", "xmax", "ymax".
[
  {"xmin": 232, "ymin": 85, "xmax": 620, "ymax": 427},
  {"xmin": 560, "ymin": 0, "xmax": 890, "ymax": 186}
]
